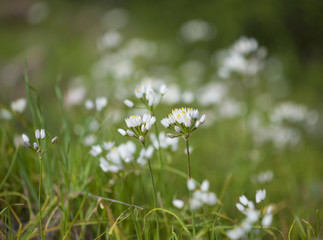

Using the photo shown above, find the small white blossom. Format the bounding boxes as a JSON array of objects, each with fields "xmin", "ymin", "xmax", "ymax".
[
  {"xmin": 201, "ymin": 180, "xmax": 210, "ymax": 192},
  {"xmin": 124, "ymin": 99, "xmax": 134, "ymax": 108},
  {"xmin": 187, "ymin": 179, "xmax": 196, "ymax": 191},
  {"xmin": 85, "ymin": 99, "xmax": 94, "ymax": 110},
  {"xmin": 95, "ymin": 97, "xmax": 108, "ymax": 112},
  {"xmin": 90, "ymin": 145, "xmax": 103, "ymax": 157},
  {"xmin": 172, "ymin": 199, "xmax": 184, "ymax": 209},
  {"xmin": 11, "ymin": 98, "xmax": 27, "ymax": 113},
  {"xmin": 160, "ymin": 84, "xmax": 167, "ymax": 95},
  {"xmin": 22, "ymin": 134, "xmax": 30, "ymax": 147},
  {"xmin": 40, "ymin": 129, "xmax": 45, "ymax": 139},
  {"xmin": 35, "ymin": 129, "xmax": 41, "ymax": 140},
  {"xmin": 118, "ymin": 128, "xmax": 127, "ymax": 136},
  {"xmin": 239, "ymin": 195, "xmax": 249, "ymax": 206},
  {"xmin": 255, "ymin": 189, "xmax": 266, "ymax": 203}
]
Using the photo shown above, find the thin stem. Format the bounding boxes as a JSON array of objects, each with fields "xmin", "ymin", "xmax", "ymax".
[
  {"xmin": 186, "ymin": 139, "xmax": 191, "ymax": 180},
  {"xmin": 186, "ymin": 139, "xmax": 196, "ymax": 238},
  {"xmin": 147, "ymin": 158, "xmax": 160, "ymax": 238},
  {"xmin": 38, "ymin": 154, "xmax": 44, "ymax": 239}
]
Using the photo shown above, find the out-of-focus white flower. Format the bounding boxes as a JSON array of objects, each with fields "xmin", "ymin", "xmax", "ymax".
[
  {"xmin": 201, "ymin": 180, "xmax": 210, "ymax": 192},
  {"xmin": 172, "ymin": 199, "xmax": 184, "ymax": 209},
  {"xmin": 255, "ymin": 189, "xmax": 266, "ymax": 203},
  {"xmin": 103, "ymin": 141, "xmax": 115, "ymax": 150},
  {"xmin": 227, "ymin": 227, "xmax": 244, "ymax": 240},
  {"xmin": 198, "ymin": 82, "xmax": 228, "ymax": 106},
  {"xmin": 251, "ymin": 170, "xmax": 274, "ymax": 184},
  {"xmin": 35, "ymin": 129, "xmax": 41, "ymax": 140},
  {"xmin": 11, "ymin": 98, "xmax": 27, "ymax": 113},
  {"xmin": 22, "ymin": 134, "xmax": 30, "ymax": 147},
  {"xmin": 89, "ymin": 145, "xmax": 102, "ymax": 157},
  {"xmin": 150, "ymin": 132, "xmax": 179, "ymax": 151},
  {"xmin": 83, "ymin": 134, "xmax": 96, "ymax": 146},
  {"xmin": 239, "ymin": 195, "xmax": 249, "ymax": 206},
  {"xmin": 85, "ymin": 99, "xmax": 94, "ymax": 110},
  {"xmin": 162, "ymin": 84, "xmax": 181, "ymax": 104},
  {"xmin": 97, "ymin": 30, "xmax": 122, "ymax": 50},
  {"xmin": 137, "ymin": 145, "xmax": 154, "ymax": 165},
  {"xmin": 65, "ymin": 87, "xmax": 86, "ymax": 107},
  {"xmin": 124, "ymin": 99, "xmax": 134, "ymax": 108},
  {"xmin": 180, "ymin": 19, "xmax": 213, "ymax": 43},
  {"xmin": 182, "ymin": 91, "xmax": 194, "ymax": 104},
  {"xmin": 0, "ymin": 109, "xmax": 12, "ymax": 120},
  {"xmin": 187, "ymin": 179, "xmax": 196, "ymax": 191},
  {"xmin": 160, "ymin": 84, "xmax": 167, "ymax": 95},
  {"xmin": 95, "ymin": 97, "xmax": 108, "ymax": 112}
]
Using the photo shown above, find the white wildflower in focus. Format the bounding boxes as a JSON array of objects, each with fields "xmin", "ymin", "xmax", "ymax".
[
  {"xmin": 95, "ymin": 97, "xmax": 108, "ymax": 112},
  {"xmin": 180, "ymin": 19, "xmax": 214, "ymax": 43},
  {"xmin": 0, "ymin": 108, "xmax": 12, "ymax": 120},
  {"xmin": 150, "ymin": 132, "xmax": 179, "ymax": 151},
  {"xmin": 119, "ymin": 113, "xmax": 156, "ymax": 144},
  {"xmin": 172, "ymin": 199, "xmax": 184, "ymax": 209},
  {"xmin": 161, "ymin": 108, "xmax": 205, "ymax": 139},
  {"xmin": 40, "ymin": 129, "xmax": 45, "ymax": 139},
  {"xmin": 85, "ymin": 99, "xmax": 94, "ymax": 110},
  {"xmin": 35, "ymin": 129, "xmax": 41, "ymax": 140},
  {"xmin": 65, "ymin": 87, "xmax": 87, "ymax": 107},
  {"xmin": 11, "ymin": 98, "xmax": 27, "ymax": 113},
  {"xmin": 187, "ymin": 179, "xmax": 196, "ymax": 191},
  {"xmin": 124, "ymin": 99, "xmax": 134, "ymax": 108},
  {"xmin": 21, "ymin": 128, "xmax": 48, "ymax": 152},
  {"xmin": 255, "ymin": 189, "xmax": 266, "ymax": 203}
]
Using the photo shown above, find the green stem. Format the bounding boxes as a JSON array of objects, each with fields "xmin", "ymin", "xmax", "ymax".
[
  {"xmin": 147, "ymin": 158, "xmax": 160, "ymax": 238},
  {"xmin": 38, "ymin": 154, "xmax": 44, "ymax": 239},
  {"xmin": 186, "ymin": 139, "xmax": 195, "ymax": 238}
]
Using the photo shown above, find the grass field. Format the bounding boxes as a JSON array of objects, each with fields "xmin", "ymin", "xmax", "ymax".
[{"xmin": 1, "ymin": 1, "xmax": 323, "ymax": 239}]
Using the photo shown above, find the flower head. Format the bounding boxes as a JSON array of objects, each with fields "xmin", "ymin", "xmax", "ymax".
[
  {"xmin": 119, "ymin": 113, "xmax": 156, "ymax": 144},
  {"xmin": 161, "ymin": 108, "xmax": 206, "ymax": 139}
]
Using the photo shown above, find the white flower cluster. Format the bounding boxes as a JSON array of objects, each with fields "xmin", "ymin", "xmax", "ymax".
[
  {"xmin": 161, "ymin": 108, "xmax": 205, "ymax": 139},
  {"xmin": 118, "ymin": 113, "xmax": 156, "ymax": 143},
  {"xmin": 227, "ymin": 189, "xmax": 273, "ymax": 240},
  {"xmin": 217, "ymin": 36, "xmax": 266, "ymax": 79},
  {"xmin": 22, "ymin": 129, "xmax": 50, "ymax": 153},
  {"xmin": 90, "ymin": 141, "xmax": 154, "ymax": 173},
  {"xmin": 131, "ymin": 84, "xmax": 167, "ymax": 111},
  {"xmin": 173, "ymin": 179, "xmax": 217, "ymax": 210}
]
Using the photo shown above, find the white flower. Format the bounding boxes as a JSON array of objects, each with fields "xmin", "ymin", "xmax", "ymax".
[
  {"xmin": 236, "ymin": 203, "xmax": 245, "ymax": 212},
  {"xmin": 187, "ymin": 179, "xmax": 196, "ymax": 191},
  {"xmin": 40, "ymin": 129, "xmax": 45, "ymax": 139},
  {"xmin": 172, "ymin": 199, "xmax": 184, "ymax": 209},
  {"xmin": 35, "ymin": 129, "xmax": 41, "ymax": 140},
  {"xmin": 33, "ymin": 142, "xmax": 39, "ymax": 150},
  {"xmin": 161, "ymin": 108, "xmax": 205, "ymax": 139},
  {"xmin": 261, "ymin": 214, "xmax": 273, "ymax": 226},
  {"xmin": 103, "ymin": 141, "xmax": 115, "ymax": 150},
  {"xmin": 239, "ymin": 195, "xmax": 249, "ymax": 206},
  {"xmin": 124, "ymin": 99, "xmax": 134, "ymax": 108},
  {"xmin": 255, "ymin": 189, "xmax": 266, "ymax": 203},
  {"xmin": 201, "ymin": 180, "xmax": 210, "ymax": 192},
  {"xmin": 121, "ymin": 113, "xmax": 156, "ymax": 143},
  {"xmin": 160, "ymin": 84, "xmax": 167, "ymax": 95},
  {"xmin": 11, "ymin": 98, "xmax": 27, "ymax": 113},
  {"xmin": 22, "ymin": 134, "xmax": 30, "ymax": 147},
  {"xmin": 95, "ymin": 97, "xmax": 108, "ymax": 111},
  {"xmin": 227, "ymin": 227, "xmax": 245, "ymax": 240},
  {"xmin": 85, "ymin": 99, "xmax": 94, "ymax": 110},
  {"xmin": 90, "ymin": 145, "xmax": 102, "ymax": 157},
  {"xmin": 118, "ymin": 128, "xmax": 127, "ymax": 136}
]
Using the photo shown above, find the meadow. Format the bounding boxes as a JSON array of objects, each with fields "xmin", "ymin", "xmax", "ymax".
[{"xmin": 1, "ymin": 1, "xmax": 323, "ymax": 239}]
